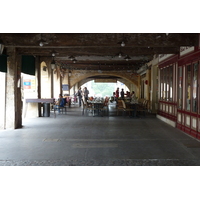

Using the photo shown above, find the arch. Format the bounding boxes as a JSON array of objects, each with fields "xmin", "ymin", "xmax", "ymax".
[
  {"xmin": 40, "ymin": 61, "xmax": 51, "ymax": 98},
  {"xmin": 69, "ymin": 70, "xmax": 139, "ymax": 90},
  {"xmin": 40, "ymin": 60, "xmax": 61, "ymax": 98}
]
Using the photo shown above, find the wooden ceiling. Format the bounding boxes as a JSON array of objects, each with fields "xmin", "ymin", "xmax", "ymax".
[{"xmin": 0, "ymin": 33, "xmax": 198, "ymax": 71}]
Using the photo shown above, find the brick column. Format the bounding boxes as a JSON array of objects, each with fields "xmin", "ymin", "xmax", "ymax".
[{"xmin": 5, "ymin": 47, "xmax": 22, "ymax": 129}]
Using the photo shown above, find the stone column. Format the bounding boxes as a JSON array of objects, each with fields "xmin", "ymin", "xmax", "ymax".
[
  {"xmin": 60, "ymin": 75, "xmax": 62, "ymax": 95},
  {"xmin": 68, "ymin": 70, "xmax": 70, "ymax": 95},
  {"xmin": 5, "ymin": 47, "xmax": 22, "ymax": 129},
  {"xmin": 16, "ymin": 54, "xmax": 22, "ymax": 127},
  {"xmin": 151, "ymin": 64, "xmax": 158, "ymax": 113},
  {"xmin": 35, "ymin": 56, "xmax": 42, "ymax": 117},
  {"xmin": 46, "ymin": 59, "xmax": 52, "ymax": 98}
]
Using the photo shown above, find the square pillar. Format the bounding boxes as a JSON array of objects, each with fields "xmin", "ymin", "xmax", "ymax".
[{"xmin": 5, "ymin": 47, "xmax": 22, "ymax": 129}]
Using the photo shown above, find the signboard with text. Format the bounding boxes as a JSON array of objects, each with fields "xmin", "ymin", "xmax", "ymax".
[{"xmin": 24, "ymin": 79, "xmax": 31, "ymax": 89}]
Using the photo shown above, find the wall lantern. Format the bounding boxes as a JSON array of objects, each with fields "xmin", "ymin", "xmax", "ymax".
[
  {"xmin": 69, "ymin": 70, "xmax": 72, "ymax": 76},
  {"xmin": 51, "ymin": 57, "xmax": 56, "ymax": 70},
  {"xmin": 43, "ymin": 66, "xmax": 47, "ymax": 71}
]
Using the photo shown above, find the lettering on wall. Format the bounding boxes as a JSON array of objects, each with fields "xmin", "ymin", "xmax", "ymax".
[{"xmin": 180, "ymin": 46, "xmax": 194, "ymax": 56}]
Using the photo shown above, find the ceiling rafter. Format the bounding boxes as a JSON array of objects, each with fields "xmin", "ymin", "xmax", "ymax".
[{"xmin": 0, "ymin": 33, "xmax": 198, "ymax": 71}]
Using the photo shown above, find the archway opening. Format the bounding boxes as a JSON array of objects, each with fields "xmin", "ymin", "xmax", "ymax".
[{"xmin": 80, "ymin": 80, "xmax": 129, "ymax": 98}]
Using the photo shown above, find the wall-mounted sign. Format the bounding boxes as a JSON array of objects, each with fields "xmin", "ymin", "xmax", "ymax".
[
  {"xmin": 159, "ymin": 54, "xmax": 174, "ymax": 62},
  {"xmin": 24, "ymin": 79, "xmax": 31, "ymax": 89},
  {"xmin": 180, "ymin": 46, "xmax": 194, "ymax": 56},
  {"xmin": 62, "ymin": 84, "xmax": 69, "ymax": 91}
]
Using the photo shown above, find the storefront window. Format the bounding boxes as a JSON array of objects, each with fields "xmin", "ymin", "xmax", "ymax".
[
  {"xmin": 163, "ymin": 70, "xmax": 166, "ymax": 100},
  {"xmin": 166, "ymin": 67, "xmax": 169, "ymax": 100},
  {"xmin": 169, "ymin": 66, "xmax": 173, "ymax": 101},
  {"xmin": 160, "ymin": 69, "xmax": 163, "ymax": 99},
  {"xmin": 192, "ymin": 63, "xmax": 198, "ymax": 112},
  {"xmin": 186, "ymin": 65, "xmax": 191, "ymax": 111},
  {"xmin": 160, "ymin": 66, "xmax": 173, "ymax": 101},
  {"xmin": 178, "ymin": 67, "xmax": 182, "ymax": 109}
]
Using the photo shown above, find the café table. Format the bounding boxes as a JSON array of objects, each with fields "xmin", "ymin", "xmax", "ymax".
[
  {"xmin": 24, "ymin": 98, "xmax": 54, "ymax": 117},
  {"xmin": 87, "ymin": 100, "xmax": 104, "ymax": 116}
]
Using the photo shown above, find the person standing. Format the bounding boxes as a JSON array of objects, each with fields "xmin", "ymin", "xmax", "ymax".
[
  {"xmin": 115, "ymin": 88, "xmax": 119, "ymax": 98},
  {"xmin": 83, "ymin": 87, "xmax": 89, "ymax": 103},
  {"xmin": 77, "ymin": 87, "xmax": 82, "ymax": 107},
  {"xmin": 120, "ymin": 88, "xmax": 124, "ymax": 99}
]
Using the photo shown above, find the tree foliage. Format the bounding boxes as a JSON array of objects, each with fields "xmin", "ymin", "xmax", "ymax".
[{"xmin": 91, "ymin": 82, "xmax": 116, "ymax": 97}]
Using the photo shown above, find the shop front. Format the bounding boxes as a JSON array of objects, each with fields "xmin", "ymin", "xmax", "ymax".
[{"xmin": 158, "ymin": 46, "xmax": 200, "ymax": 139}]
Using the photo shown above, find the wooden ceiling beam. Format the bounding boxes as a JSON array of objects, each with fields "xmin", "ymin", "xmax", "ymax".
[{"xmin": 0, "ymin": 33, "xmax": 198, "ymax": 47}]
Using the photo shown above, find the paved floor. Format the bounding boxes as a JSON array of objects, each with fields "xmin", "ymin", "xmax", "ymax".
[{"xmin": 1, "ymin": 103, "xmax": 200, "ymax": 166}]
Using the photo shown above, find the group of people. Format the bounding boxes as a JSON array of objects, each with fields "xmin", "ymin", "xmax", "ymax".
[
  {"xmin": 113, "ymin": 88, "xmax": 136, "ymax": 100},
  {"xmin": 54, "ymin": 88, "xmax": 89, "ymax": 112},
  {"xmin": 54, "ymin": 87, "xmax": 136, "ymax": 112},
  {"xmin": 76, "ymin": 87, "xmax": 89, "ymax": 107}
]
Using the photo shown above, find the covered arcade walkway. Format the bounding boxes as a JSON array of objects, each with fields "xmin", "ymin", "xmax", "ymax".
[{"xmin": 0, "ymin": 105, "xmax": 200, "ymax": 166}]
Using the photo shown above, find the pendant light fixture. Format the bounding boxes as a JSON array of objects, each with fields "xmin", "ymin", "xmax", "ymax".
[
  {"xmin": 39, "ymin": 40, "xmax": 44, "ymax": 47},
  {"xmin": 69, "ymin": 55, "xmax": 75, "ymax": 60},
  {"xmin": 124, "ymin": 55, "xmax": 131, "ymax": 61},
  {"xmin": 72, "ymin": 58, "xmax": 77, "ymax": 63},
  {"xmin": 118, "ymin": 47, "xmax": 123, "ymax": 58},
  {"xmin": 39, "ymin": 34, "xmax": 48, "ymax": 47},
  {"xmin": 121, "ymin": 41, "xmax": 125, "ymax": 47},
  {"xmin": 121, "ymin": 33, "xmax": 126, "ymax": 47}
]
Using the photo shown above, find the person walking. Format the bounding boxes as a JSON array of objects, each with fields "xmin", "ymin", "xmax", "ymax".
[{"xmin": 77, "ymin": 87, "xmax": 82, "ymax": 107}]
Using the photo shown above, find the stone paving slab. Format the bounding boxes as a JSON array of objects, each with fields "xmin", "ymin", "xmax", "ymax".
[{"xmin": 1, "ymin": 106, "xmax": 200, "ymax": 166}]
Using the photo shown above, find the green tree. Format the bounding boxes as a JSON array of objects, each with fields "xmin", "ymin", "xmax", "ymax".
[{"xmin": 91, "ymin": 82, "xmax": 115, "ymax": 97}]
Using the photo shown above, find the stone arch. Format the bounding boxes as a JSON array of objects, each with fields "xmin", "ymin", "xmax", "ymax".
[
  {"xmin": 40, "ymin": 61, "xmax": 51, "ymax": 98},
  {"xmin": 40, "ymin": 59, "xmax": 61, "ymax": 98},
  {"xmin": 69, "ymin": 70, "xmax": 139, "ymax": 90}
]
